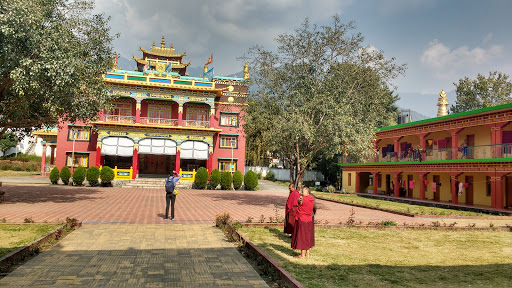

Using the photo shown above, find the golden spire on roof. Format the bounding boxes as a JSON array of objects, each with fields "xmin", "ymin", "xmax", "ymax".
[
  {"xmin": 152, "ymin": 41, "xmax": 155, "ymax": 48},
  {"xmin": 170, "ymin": 43, "xmax": 175, "ymax": 54},
  {"xmin": 161, "ymin": 36, "xmax": 165, "ymax": 48},
  {"xmin": 437, "ymin": 90, "xmax": 449, "ymax": 117},
  {"xmin": 243, "ymin": 62, "xmax": 250, "ymax": 79}
]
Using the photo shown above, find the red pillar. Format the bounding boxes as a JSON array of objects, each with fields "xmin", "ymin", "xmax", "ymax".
[
  {"xmin": 371, "ymin": 172, "xmax": 379, "ymax": 195},
  {"xmin": 175, "ymin": 148, "xmax": 181, "ymax": 172},
  {"xmin": 96, "ymin": 143, "xmax": 102, "ymax": 167},
  {"xmin": 178, "ymin": 104, "xmax": 183, "ymax": 126},
  {"xmin": 40, "ymin": 143, "xmax": 47, "ymax": 176},
  {"xmin": 132, "ymin": 145, "xmax": 138, "ymax": 179},
  {"xmin": 448, "ymin": 172, "xmax": 462, "ymax": 204},
  {"xmin": 488, "ymin": 172, "xmax": 508, "ymax": 209},
  {"xmin": 393, "ymin": 137, "xmax": 403, "ymax": 161},
  {"xmin": 50, "ymin": 145, "xmax": 56, "ymax": 165},
  {"xmin": 135, "ymin": 100, "xmax": 141, "ymax": 123},
  {"xmin": 416, "ymin": 172, "xmax": 429, "ymax": 200},
  {"xmin": 417, "ymin": 133, "xmax": 430, "ymax": 161},
  {"xmin": 393, "ymin": 172, "xmax": 401, "ymax": 197},
  {"xmin": 207, "ymin": 150, "xmax": 213, "ymax": 175},
  {"xmin": 209, "ymin": 108, "xmax": 215, "ymax": 128},
  {"xmin": 355, "ymin": 172, "xmax": 361, "ymax": 193},
  {"xmin": 448, "ymin": 129, "xmax": 463, "ymax": 160},
  {"xmin": 486, "ymin": 122, "xmax": 508, "ymax": 158}
]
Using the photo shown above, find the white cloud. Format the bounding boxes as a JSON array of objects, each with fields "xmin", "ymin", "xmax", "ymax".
[
  {"xmin": 420, "ymin": 39, "xmax": 504, "ymax": 79},
  {"xmin": 483, "ymin": 32, "xmax": 494, "ymax": 44}
]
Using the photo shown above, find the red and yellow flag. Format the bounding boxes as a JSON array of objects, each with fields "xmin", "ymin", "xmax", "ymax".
[{"xmin": 205, "ymin": 54, "xmax": 213, "ymax": 65}]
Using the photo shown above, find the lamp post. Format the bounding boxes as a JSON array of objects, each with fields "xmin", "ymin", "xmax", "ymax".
[{"xmin": 230, "ymin": 139, "xmax": 235, "ymax": 176}]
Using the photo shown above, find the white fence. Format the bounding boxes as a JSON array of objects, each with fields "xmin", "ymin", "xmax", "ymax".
[{"xmin": 245, "ymin": 166, "xmax": 324, "ymax": 182}]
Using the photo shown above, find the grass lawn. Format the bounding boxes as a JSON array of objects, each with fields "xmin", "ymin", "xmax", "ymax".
[
  {"xmin": 313, "ymin": 192, "xmax": 494, "ymax": 216},
  {"xmin": 240, "ymin": 226, "xmax": 512, "ymax": 287},
  {"xmin": 0, "ymin": 171, "xmax": 40, "ymax": 177},
  {"xmin": 0, "ymin": 224, "xmax": 60, "ymax": 258}
]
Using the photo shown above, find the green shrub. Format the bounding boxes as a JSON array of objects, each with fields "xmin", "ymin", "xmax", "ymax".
[
  {"xmin": 100, "ymin": 166, "xmax": 115, "ymax": 186},
  {"xmin": 72, "ymin": 166, "xmax": 86, "ymax": 186},
  {"xmin": 13, "ymin": 166, "xmax": 23, "ymax": 171},
  {"xmin": 220, "ymin": 172, "xmax": 233, "ymax": 190},
  {"xmin": 210, "ymin": 169, "xmax": 221, "ymax": 189},
  {"xmin": 1, "ymin": 164, "xmax": 12, "ymax": 170},
  {"xmin": 244, "ymin": 170, "xmax": 258, "ymax": 190},
  {"xmin": 233, "ymin": 170, "xmax": 243, "ymax": 190},
  {"xmin": 49, "ymin": 167, "xmax": 60, "ymax": 184},
  {"xmin": 194, "ymin": 167, "xmax": 208, "ymax": 189},
  {"xmin": 327, "ymin": 185, "xmax": 336, "ymax": 193},
  {"xmin": 86, "ymin": 166, "xmax": 100, "ymax": 187},
  {"xmin": 265, "ymin": 170, "xmax": 275, "ymax": 181},
  {"xmin": 60, "ymin": 166, "xmax": 71, "ymax": 185},
  {"xmin": 380, "ymin": 220, "xmax": 398, "ymax": 226}
]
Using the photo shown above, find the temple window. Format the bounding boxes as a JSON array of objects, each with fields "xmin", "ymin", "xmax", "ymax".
[
  {"xmin": 219, "ymin": 135, "xmax": 238, "ymax": 149},
  {"xmin": 66, "ymin": 153, "xmax": 89, "ymax": 168},
  {"xmin": 110, "ymin": 102, "xmax": 132, "ymax": 116},
  {"xmin": 186, "ymin": 106, "xmax": 208, "ymax": 122},
  {"xmin": 220, "ymin": 113, "xmax": 238, "ymax": 127},
  {"xmin": 219, "ymin": 160, "xmax": 237, "ymax": 172},
  {"xmin": 348, "ymin": 173, "xmax": 352, "ymax": 186},
  {"xmin": 68, "ymin": 126, "xmax": 90, "ymax": 141},
  {"xmin": 148, "ymin": 103, "xmax": 172, "ymax": 120}
]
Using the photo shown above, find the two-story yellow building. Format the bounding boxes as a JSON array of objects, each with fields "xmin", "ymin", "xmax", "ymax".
[{"xmin": 340, "ymin": 96, "xmax": 512, "ymax": 210}]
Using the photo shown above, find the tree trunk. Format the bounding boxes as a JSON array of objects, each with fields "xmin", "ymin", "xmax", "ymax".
[
  {"xmin": 296, "ymin": 167, "xmax": 305, "ymax": 189},
  {"xmin": 289, "ymin": 158, "xmax": 294, "ymax": 184}
]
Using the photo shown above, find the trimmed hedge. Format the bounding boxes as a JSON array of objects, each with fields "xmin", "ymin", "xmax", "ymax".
[
  {"xmin": 86, "ymin": 166, "xmax": 100, "ymax": 187},
  {"xmin": 210, "ymin": 169, "xmax": 221, "ymax": 189},
  {"xmin": 49, "ymin": 167, "xmax": 60, "ymax": 184},
  {"xmin": 60, "ymin": 166, "xmax": 71, "ymax": 185},
  {"xmin": 265, "ymin": 170, "xmax": 276, "ymax": 181},
  {"xmin": 100, "ymin": 166, "xmax": 115, "ymax": 186},
  {"xmin": 233, "ymin": 170, "xmax": 243, "ymax": 190},
  {"xmin": 194, "ymin": 167, "xmax": 208, "ymax": 189},
  {"xmin": 244, "ymin": 170, "xmax": 258, "ymax": 190},
  {"xmin": 220, "ymin": 172, "xmax": 233, "ymax": 190},
  {"xmin": 72, "ymin": 166, "xmax": 86, "ymax": 186}
]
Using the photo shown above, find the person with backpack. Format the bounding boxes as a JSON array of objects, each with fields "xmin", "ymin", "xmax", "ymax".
[{"xmin": 164, "ymin": 170, "xmax": 181, "ymax": 221}]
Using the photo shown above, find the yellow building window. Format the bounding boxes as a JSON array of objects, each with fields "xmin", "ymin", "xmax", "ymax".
[
  {"xmin": 68, "ymin": 127, "xmax": 90, "ymax": 141},
  {"xmin": 348, "ymin": 173, "xmax": 352, "ymax": 186},
  {"xmin": 148, "ymin": 103, "xmax": 171, "ymax": 120},
  {"xmin": 111, "ymin": 102, "xmax": 132, "ymax": 116},
  {"xmin": 186, "ymin": 107, "xmax": 208, "ymax": 121},
  {"xmin": 220, "ymin": 113, "xmax": 238, "ymax": 127},
  {"xmin": 66, "ymin": 153, "xmax": 89, "ymax": 167},
  {"xmin": 219, "ymin": 160, "xmax": 237, "ymax": 172},
  {"xmin": 220, "ymin": 136, "xmax": 238, "ymax": 148}
]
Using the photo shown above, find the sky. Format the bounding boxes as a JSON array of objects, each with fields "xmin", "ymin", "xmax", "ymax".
[{"xmin": 94, "ymin": 0, "xmax": 512, "ymax": 117}]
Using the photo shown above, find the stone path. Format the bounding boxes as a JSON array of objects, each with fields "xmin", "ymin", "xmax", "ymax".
[{"xmin": 0, "ymin": 224, "xmax": 268, "ymax": 287}]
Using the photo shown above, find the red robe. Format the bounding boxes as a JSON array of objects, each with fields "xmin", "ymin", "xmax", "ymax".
[
  {"xmin": 284, "ymin": 189, "xmax": 300, "ymax": 234},
  {"xmin": 291, "ymin": 195, "xmax": 315, "ymax": 250}
]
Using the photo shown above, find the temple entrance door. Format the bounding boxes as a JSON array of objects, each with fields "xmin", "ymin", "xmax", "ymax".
[
  {"xmin": 407, "ymin": 175, "xmax": 414, "ymax": 198},
  {"xmin": 465, "ymin": 176, "xmax": 474, "ymax": 205},
  {"xmin": 433, "ymin": 175, "xmax": 440, "ymax": 201},
  {"xmin": 147, "ymin": 155, "xmax": 157, "ymax": 174},
  {"xmin": 506, "ymin": 176, "xmax": 512, "ymax": 208},
  {"xmin": 140, "ymin": 155, "xmax": 174, "ymax": 175}
]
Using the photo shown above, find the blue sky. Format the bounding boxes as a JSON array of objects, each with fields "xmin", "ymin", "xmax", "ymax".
[{"xmin": 95, "ymin": 0, "xmax": 512, "ymax": 117}]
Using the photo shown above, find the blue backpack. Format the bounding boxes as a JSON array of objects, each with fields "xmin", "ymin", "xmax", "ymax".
[{"xmin": 165, "ymin": 177, "xmax": 175, "ymax": 194}]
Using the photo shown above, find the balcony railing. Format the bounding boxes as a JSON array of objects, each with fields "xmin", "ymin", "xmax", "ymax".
[
  {"xmin": 340, "ymin": 144, "xmax": 512, "ymax": 164},
  {"xmin": 104, "ymin": 115, "xmax": 135, "ymax": 124},
  {"xmin": 140, "ymin": 117, "xmax": 178, "ymax": 126},
  {"xmin": 183, "ymin": 120, "xmax": 209, "ymax": 128}
]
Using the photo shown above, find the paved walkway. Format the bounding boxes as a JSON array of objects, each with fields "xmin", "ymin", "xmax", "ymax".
[{"xmin": 0, "ymin": 224, "xmax": 267, "ymax": 287}]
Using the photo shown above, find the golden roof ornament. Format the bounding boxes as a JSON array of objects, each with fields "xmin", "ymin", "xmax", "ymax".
[
  {"xmin": 437, "ymin": 90, "xmax": 449, "ymax": 117},
  {"xmin": 152, "ymin": 41, "xmax": 155, "ymax": 47},
  {"xmin": 243, "ymin": 62, "xmax": 250, "ymax": 79},
  {"xmin": 161, "ymin": 36, "xmax": 165, "ymax": 48},
  {"xmin": 203, "ymin": 64, "xmax": 208, "ymax": 79}
]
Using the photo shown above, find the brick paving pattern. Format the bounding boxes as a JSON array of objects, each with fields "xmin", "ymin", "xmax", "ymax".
[{"xmin": 0, "ymin": 224, "xmax": 267, "ymax": 287}]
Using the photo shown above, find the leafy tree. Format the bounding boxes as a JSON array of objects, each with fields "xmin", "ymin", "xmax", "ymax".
[
  {"xmin": 100, "ymin": 166, "xmax": 114, "ymax": 186},
  {"xmin": 244, "ymin": 170, "xmax": 258, "ymax": 191},
  {"xmin": 450, "ymin": 71, "xmax": 512, "ymax": 113},
  {"xmin": 49, "ymin": 166, "xmax": 60, "ymax": 184},
  {"xmin": 209, "ymin": 169, "xmax": 221, "ymax": 189},
  {"xmin": 60, "ymin": 166, "xmax": 71, "ymax": 185},
  {"xmin": 194, "ymin": 167, "xmax": 208, "ymax": 189},
  {"xmin": 220, "ymin": 172, "xmax": 233, "ymax": 190},
  {"xmin": 0, "ymin": 131, "xmax": 18, "ymax": 156},
  {"xmin": 86, "ymin": 166, "xmax": 100, "ymax": 186},
  {"xmin": 242, "ymin": 15, "xmax": 405, "ymax": 186},
  {"xmin": 0, "ymin": 0, "xmax": 117, "ymax": 139},
  {"xmin": 233, "ymin": 170, "xmax": 243, "ymax": 190},
  {"xmin": 72, "ymin": 166, "xmax": 86, "ymax": 186}
]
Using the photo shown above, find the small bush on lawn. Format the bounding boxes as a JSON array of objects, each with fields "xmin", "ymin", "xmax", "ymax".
[
  {"xmin": 100, "ymin": 166, "xmax": 115, "ymax": 186},
  {"xmin": 381, "ymin": 220, "xmax": 398, "ymax": 226},
  {"xmin": 328, "ymin": 185, "xmax": 336, "ymax": 193},
  {"xmin": 220, "ymin": 172, "xmax": 233, "ymax": 190},
  {"xmin": 49, "ymin": 167, "xmax": 60, "ymax": 184},
  {"xmin": 244, "ymin": 170, "xmax": 258, "ymax": 190},
  {"xmin": 86, "ymin": 166, "xmax": 100, "ymax": 187},
  {"xmin": 60, "ymin": 166, "xmax": 71, "ymax": 185},
  {"xmin": 194, "ymin": 167, "xmax": 208, "ymax": 189},
  {"xmin": 72, "ymin": 166, "xmax": 86, "ymax": 186},
  {"xmin": 265, "ymin": 170, "xmax": 276, "ymax": 181},
  {"xmin": 1, "ymin": 164, "xmax": 12, "ymax": 170},
  {"xmin": 13, "ymin": 166, "xmax": 23, "ymax": 171},
  {"xmin": 233, "ymin": 170, "xmax": 243, "ymax": 190},
  {"xmin": 210, "ymin": 169, "xmax": 221, "ymax": 189}
]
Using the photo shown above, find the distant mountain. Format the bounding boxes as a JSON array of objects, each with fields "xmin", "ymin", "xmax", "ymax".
[
  {"xmin": 118, "ymin": 56, "xmax": 134, "ymax": 71},
  {"xmin": 396, "ymin": 106, "xmax": 430, "ymax": 122}
]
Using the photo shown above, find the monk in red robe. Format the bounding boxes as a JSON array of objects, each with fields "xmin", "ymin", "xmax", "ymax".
[
  {"xmin": 291, "ymin": 186, "xmax": 315, "ymax": 258},
  {"xmin": 284, "ymin": 184, "xmax": 300, "ymax": 235}
]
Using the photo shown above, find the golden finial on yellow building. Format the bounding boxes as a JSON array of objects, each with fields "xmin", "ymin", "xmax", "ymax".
[
  {"xmin": 161, "ymin": 36, "xmax": 165, "ymax": 48},
  {"xmin": 437, "ymin": 90, "xmax": 449, "ymax": 117},
  {"xmin": 203, "ymin": 64, "xmax": 208, "ymax": 79},
  {"xmin": 170, "ymin": 43, "xmax": 175, "ymax": 53},
  {"xmin": 243, "ymin": 62, "xmax": 250, "ymax": 79},
  {"xmin": 152, "ymin": 41, "xmax": 155, "ymax": 47}
]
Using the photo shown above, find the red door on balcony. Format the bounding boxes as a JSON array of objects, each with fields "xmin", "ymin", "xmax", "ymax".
[{"xmin": 466, "ymin": 134, "xmax": 474, "ymax": 159}]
